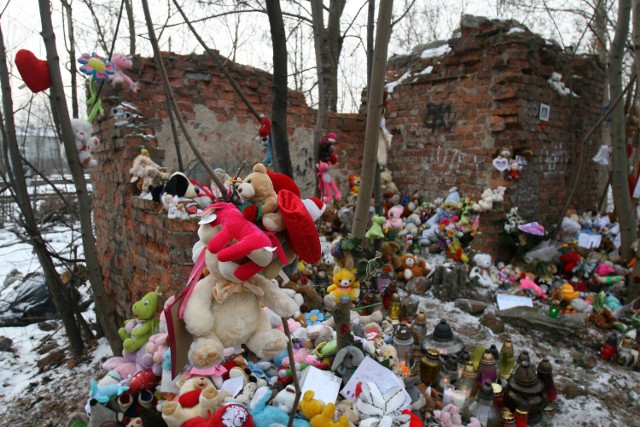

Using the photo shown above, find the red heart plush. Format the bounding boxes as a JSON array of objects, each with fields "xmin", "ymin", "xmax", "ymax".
[{"xmin": 15, "ymin": 49, "xmax": 51, "ymax": 93}]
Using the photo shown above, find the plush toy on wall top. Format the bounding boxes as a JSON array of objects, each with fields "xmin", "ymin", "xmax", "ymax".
[
  {"xmin": 109, "ymin": 53, "xmax": 139, "ymax": 92},
  {"xmin": 319, "ymin": 132, "xmax": 338, "ymax": 164},
  {"xmin": 63, "ymin": 118, "xmax": 100, "ymax": 169}
]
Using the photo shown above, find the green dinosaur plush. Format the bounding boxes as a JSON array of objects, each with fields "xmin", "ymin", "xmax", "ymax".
[
  {"xmin": 118, "ymin": 291, "xmax": 160, "ymax": 353},
  {"xmin": 366, "ymin": 215, "xmax": 386, "ymax": 240}
]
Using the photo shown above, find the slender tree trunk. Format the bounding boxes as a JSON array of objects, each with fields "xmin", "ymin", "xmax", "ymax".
[
  {"xmin": 61, "ymin": 0, "xmax": 78, "ymax": 119},
  {"xmin": 0, "ymin": 25, "xmax": 84, "ymax": 359},
  {"xmin": 628, "ymin": 0, "xmax": 640, "ymax": 301},
  {"xmin": 266, "ymin": 0, "xmax": 293, "ymax": 177},
  {"xmin": 38, "ymin": 0, "xmax": 123, "ymax": 355},
  {"xmin": 352, "ymin": 1, "xmax": 393, "ymax": 239},
  {"xmin": 124, "ymin": 0, "xmax": 136, "ymax": 56},
  {"xmin": 311, "ymin": 0, "xmax": 327, "ymax": 173},
  {"xmin": 610, "ymin": 0, "xmax": 634, "ymax": 261}
]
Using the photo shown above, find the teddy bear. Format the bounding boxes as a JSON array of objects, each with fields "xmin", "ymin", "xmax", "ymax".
[
  {"xmin": 180, "ymin": 216, "xmax": 301, "ymax": 369},
  {"xmin": 129, "ymin": 148, "xmax": 165, "ymax": 186},
  {"xmin": 348, "ymin": 174, "xmax": 361, "ymax": 197},
  {"xmin": 118, "ymin": 291, "xmax": 160, "ymax": 353},
  {"xmin": 65, "ymin": 118, "xmax": 99, "ymax": 168},
  {"xmin": 399, "ymin": 213, "xmax": 422, "ymax": 237},
  {"xmin": 161, "ymin": 375, "xmax": 230, "ymax": 427},
  {"xmin": 310, "ymin": 403, "xmax": 349, "ymax": 427},
  {"xmin": 380, "ymin": 168, "xmax": 398, "ymax": 197},
  {"xmin": 469, "ymin": 253, "xmax": 499, "ymax": 290},
  {"xmin": 249, "ymin": 386, "xmax": 310, "ymax": 427},
  {"xmin": 385, "ymin": 206, "xmax": 404, "ymax": 231},
  {"xmin": 395, "ymin": 254, "xmax": 430, "ymax": 281},
  {"xmin": 472, "ymin": 188, "xmax": 494, "ymax": 212},
  {"xmin": 236, "ymin": 162, "xmax": 284, "ymax": 232},
  {"xmin": 326, "ymin": 267, "xmax": 360, "ymax": 304}
]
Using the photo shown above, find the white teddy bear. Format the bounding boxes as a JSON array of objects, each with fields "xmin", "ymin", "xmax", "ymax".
[
  {"xmin": 469, "ymin": 253, "xmax": 499, "ymax": 290},
  {"xmin": 69, "ymin": 118, "xmax": 99, "ymax": 168},
  {"xmin": 181, "ymin": 213, "xmax": 301, "ymax": 369}
]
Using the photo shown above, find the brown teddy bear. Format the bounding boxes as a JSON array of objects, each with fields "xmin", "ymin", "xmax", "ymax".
[
  {"xmin": 237, "ymin": 162, "xmax": 284, "ymax": 232},
  {"xmin": 396, "ymin": 254, "xmax": 430, "ymax": 281}
]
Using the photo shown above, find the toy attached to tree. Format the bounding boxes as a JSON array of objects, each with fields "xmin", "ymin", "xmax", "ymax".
[
  {"xmin": 319, "ymin": 132, "xmax": 338, "ymax": 164},
  {"xmin": 317, "ymin": 161, "xmax": 341, "ymax": 204},
  {"xmin": 109, "ymin": 53, "xmax": 139, "ymax": 92},
  {"xmin": 61, "ymin": 119, "xmax": 100, "ymax": 169},
  {"xmin": 256, "ymin": 114, "xmax": 273, "ymax": 167}
]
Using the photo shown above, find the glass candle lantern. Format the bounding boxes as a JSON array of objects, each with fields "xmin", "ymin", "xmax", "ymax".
[
  {"xmin": 463, "ymin": 382, "xmax": 500, "ymax": 427},
  {"xmin": 477, "ymin": 351, "xmax": 498, "ymax": 385},
  {"xmin": 498, "ymin": 338, "xmax": 515, "ymax": 380},
  {"xmin": 457, "ymin": 362, "xmax": 478, "ymax": 399},
  {"xmin": 537, "ymin": 358, "xmax": 557, "ymax": 403},
  {"xmin": 471, "ymin": 343, "xmax": 486, "ymax": 370},
  {"xmin": 393, "ymin": 323, "xmax": 414, "ymax": 369},
  {"xmin": 442, "ymin": 384, "xmax": 455, "ymax": 406},
  {"xmin": 412, "ymin": 311, "xmax": 428, "ymax": 356},
  {"xmin": 599, "ymin": 333, "xmax": 618, "ymax": 361},
  {"xmin": 492, "ymin": 383, "xmax": 504, "ymax": 408},
  {"xmin": 457, "ymin": 348, "xmax": 470, "ymax": 379},
  {"xmin": 421, "ymin": 319, "xmax": 465, "ymax": 356},
  {"xmin": 388, "ymin": 293, "xmax": 401, "ymax": 321},
  {"xmin": 437, "ymin": 354, "xmax": 459, "ymax": 391},
  {"xmin": 549, "ymin": 299, "xmax": 561, "ymax": 318},
  {"xmin": 514, "ymin": 408, "xmax": 529, "ymax": 427},
  {"xmin": 451, "ymin": 390, "xmax": 467, "ymax": 409},
  {"xmin": 420, "ymin": 348, "xmax": 442, "ymax": 386}
]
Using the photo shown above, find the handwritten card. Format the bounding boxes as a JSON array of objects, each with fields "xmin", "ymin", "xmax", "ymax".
[
  {"xmin": 299, "ymin": 366, "xmax": 342, "ymax": 405},
  {"xmin": 340, "ymin": 356, "xmax": 410, "ymax": 409},
  {"xmin": 577, "ymin": 232, "xmax": 602, "ymax": 249},
  {"xmin": 496, "ymin": 294, "xmax": 533, "ymax": 311}
]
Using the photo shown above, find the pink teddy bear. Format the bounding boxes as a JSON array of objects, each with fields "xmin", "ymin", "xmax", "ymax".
[
  {"xmin": 109, "ymin": 53, "xmax": 139, "ymax": 92},
  {"xmin": 385, "ymin": 205, "xmax": 404, "ymax": 231},
  {"xmin": 317, "ymin": 161, "xmax": 341, "ymax": 204}
]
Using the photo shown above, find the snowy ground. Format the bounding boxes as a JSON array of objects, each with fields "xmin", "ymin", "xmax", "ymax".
[{"xmin": 0, "ymin": 223, "xmax": 639, "ymax": 426}]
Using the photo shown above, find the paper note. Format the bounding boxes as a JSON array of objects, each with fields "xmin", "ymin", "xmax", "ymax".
[
  {"xmin": 299, "ymin": 366, "xmax": 342, "ymax": 405},
  {"xmin": 340, "ymin": 356, "xmax": 410, "ymax": 409},
  {"xmin": 496, "ymin": 294, "xmax": 533, "ymax": 311},
  {"xmin": 577, "ymin": 232, "xmax": 602, "ymax": 249}
]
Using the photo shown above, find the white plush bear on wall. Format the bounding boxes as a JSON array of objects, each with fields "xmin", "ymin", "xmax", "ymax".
[
  {"xmin": 182, "ymin": 212, "xmax": 301, "ymax": 369},
  {"xmin": 470, "ymin": 253, "xmax": 499, "ymax": 290},
  {"xmin": 65, "ymin": 118, "xmax": 99, "ymax": 168}
]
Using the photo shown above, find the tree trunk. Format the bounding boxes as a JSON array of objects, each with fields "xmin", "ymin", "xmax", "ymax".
[
  {"xmin": 266, "ymin": 0, "xmax": 293, "ymax": 177},
  {"xmin": 628, "ymin": 0, "xmax": 640, "ymax": 301},
  {"xmin": 609, "ymin": 0, "xmax": 634, "ymax": 262},
  {"xmin": 352, "ymin": 0, "xmax": 393, "ymax": 239},
  {"xmin": 311, "ymin": 0, "xmax": 327, "ymax": 176},
  {"xmin": 124, "ymin": 0, "xmax": 136, "ymax": 56},
  {"xmin": 0, "ymin": 25, "xmax": 84, "ymax": 359},
  {"xmin": 38, "ymin": 0, "xmax": 123, "ymax": 355}
]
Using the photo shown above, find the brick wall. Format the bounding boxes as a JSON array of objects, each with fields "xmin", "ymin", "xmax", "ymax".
[
  {"xmin": 382, "ymin": 15, "xmax": 606, "ymax": 253},
  {"xmin": 92, "ymin": 15, "xmax": 605, "ymax": 314}
]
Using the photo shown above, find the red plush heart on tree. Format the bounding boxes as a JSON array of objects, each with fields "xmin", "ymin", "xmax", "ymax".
[{"xmin": 15, "ymin": 49, "xmax": 51, "ymax": 93}]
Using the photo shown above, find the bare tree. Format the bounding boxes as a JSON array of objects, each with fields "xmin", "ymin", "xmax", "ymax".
[
  {"xmin": 38, "ymin": 0, "xmax": 123, "ymax": 355},
  {"xmin": 0, "ymin": 24, "xmax": 85, "ymax": 359}
]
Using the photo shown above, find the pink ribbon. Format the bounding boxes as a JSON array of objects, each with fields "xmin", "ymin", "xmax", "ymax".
[{"xmin": 178, "ymin": 249, "xmax": 207, "ymax": 319}]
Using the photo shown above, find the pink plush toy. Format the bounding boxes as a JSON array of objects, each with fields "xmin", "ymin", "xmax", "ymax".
[
  {"xmin": 385, "ymin": 206, "xmax": 404, "ymax": 231},
  {"xmin": 201, "ymin": 202, "xmax": 288, "ymax": 281},
  {"xmin": 144, "ymin": 296, "xmax": 175, "ymax": 376},
  {"xmin": 520, "ymin": 277, "xmax": 548, "ymax": 299},
  {"xmin": 435, "ymin": 404, "xmax": 481, "ymax": 427},
  {"xmin": 317, "ymin": 161, "xmax": 341, "ymax": 204},
  {"xmin": 109, "ymin": 53, "xmax": 139, "ymax": 92}
]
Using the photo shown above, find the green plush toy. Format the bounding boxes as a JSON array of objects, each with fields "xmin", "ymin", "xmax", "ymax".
[
  {"xmin": 118, "ymin": 291, "xmax": 160, "ymax": 353},
  {"xmin": 366, "ymin": 215, "xmax": 386, "ymax": 240}
]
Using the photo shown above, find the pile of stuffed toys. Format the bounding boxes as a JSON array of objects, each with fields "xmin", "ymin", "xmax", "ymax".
[{"xmin": 69, "ymin": 126, "xmax": 640, "ymax": 426}]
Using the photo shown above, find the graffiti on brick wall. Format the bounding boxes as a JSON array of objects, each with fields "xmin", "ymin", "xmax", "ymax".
[
  {"xmin": 434, "ymin": 147, "xmax": 482, "ymax": 173},
  {"xmin": 424, "ymin": 102, "xmax": 457, "ymax": 133}
]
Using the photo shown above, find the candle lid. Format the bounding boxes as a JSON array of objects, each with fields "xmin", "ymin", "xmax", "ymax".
[
  {"xmin": 433, "ymin": 319, "xmax": 453, "ymax": 340},
  {"xmin": 462, "ymin": 361, "xmax": 476, "ymax": 378},
  {"xmin": 395, "ymin": 324, "xmax": 413, "ymax": 340},
  {"xmin": 414, "ymin": 311, "xmax": 427, "ymax": 325},
  {"xmin": 426, "ymin": 348, "xmax": 440, "ymax": 358},
  {"xmin": 480, "ymin": 351, "xmax": 496, "ymax": 365},
  {"xmin": 491, "ymin": 383, "xmax": 502, "ymax": 395},
  {"xmin": 477, "ymin": 382, "xmax": 495, "ymax": 400}
]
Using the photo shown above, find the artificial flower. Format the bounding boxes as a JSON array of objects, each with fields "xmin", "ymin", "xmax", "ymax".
[
  {"xmin": 78, "ymin": 52, "xmax": 115, "ymax": 81},
  {"xmin": 305, "ymin": 309, "xmax": 324, "ymax": 326}
]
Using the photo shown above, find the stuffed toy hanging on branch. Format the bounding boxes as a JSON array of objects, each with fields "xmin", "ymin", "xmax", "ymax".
[
  {"xmin": 77, "ymin": 52, "xmax": 115, "ymax": 122},
  {"xmin": 256, "ymin": 114, "xmax": 273, "ymax": 167},
  {"xmin": 15, "ymin": 49, "xmax": 52, "ymax": 93}
]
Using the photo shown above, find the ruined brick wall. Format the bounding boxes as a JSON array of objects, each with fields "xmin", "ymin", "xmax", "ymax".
[
  {"xmin": 91, "ymin": 51, "xmax": 364, "ymax": 316},
  {"xmin": 92, "ymin": 16, "xmax": 606, "ymax": 314},
  {"xmin": 382, "ymin": 15, "xmax": 606, "ymax": 254}
]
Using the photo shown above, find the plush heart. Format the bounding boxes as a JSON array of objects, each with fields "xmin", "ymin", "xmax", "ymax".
[
  {"xmin": 492, "ymin": 157, "xmax": 509, "ymax": 172},
  {"xmin": 15, "ymin": 49, "xmax": 51, "ymax": 93}
]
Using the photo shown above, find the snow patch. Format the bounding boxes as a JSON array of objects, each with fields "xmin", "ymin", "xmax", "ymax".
[
  {"xmin": 385, "ymin": 71, "xmax": 412, "ymax": 93},
  {"xmin": 419, "ymin": 66, "xmax": 434, "ymax": 75},
  {"xmin": 507, "ymin": 27, "xmax": 525, "ymax": 35},
  {"xmin": 420, "ymin": 44, "xmax": 451, "ymax": 59}
]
